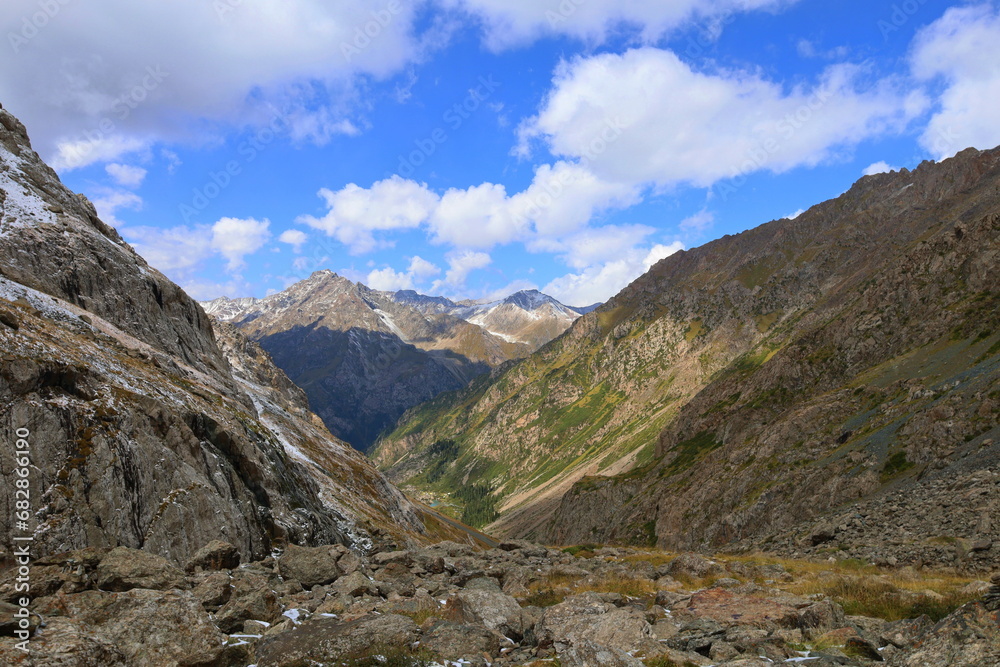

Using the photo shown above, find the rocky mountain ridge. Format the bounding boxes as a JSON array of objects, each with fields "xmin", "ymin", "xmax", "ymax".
[
  {"xmin": 203, "ymin": 275, "xmax": 587, "ymax": 450},
  {"xmin": 374, "ymin": 147, "xmax": 1000, "ymax": 563},
  {"xmin": 0, "ymin": 101, "xmax": 432, "ymax": 564},
  {"xmin": 204, "ymin": 285, "xmax": 587, "ymax": 351}
]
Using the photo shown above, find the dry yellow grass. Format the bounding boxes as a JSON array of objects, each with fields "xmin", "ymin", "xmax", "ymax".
[
  {"xmin": 524, "ymin": 571, "xmax": 659, "ymax": 607},
  {"xmin": 547, "ymin": 547, "xmax": 981, "ymax": 621}
]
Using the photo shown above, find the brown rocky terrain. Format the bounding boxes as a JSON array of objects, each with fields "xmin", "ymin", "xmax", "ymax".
[
  {"xmin": 0, "ymin": 101, "xmax": 436, "ymax": 563},
  {"xmin": 374, "ymin": 147, "xmax": 1000, "ymax": 563},
  {"xmin": 1, "ymin": 538, "xmax": 995, "ymax": 666}
]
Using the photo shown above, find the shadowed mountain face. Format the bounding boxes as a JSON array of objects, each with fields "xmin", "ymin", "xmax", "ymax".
[
  {"xmin": 204, "ymin": 275, "xmax": 587, "ymax": 450},
  {"xmin": 0, "ymin": 102, "xmax": 423, "ymax": 563},
  {"xmin": 374, "ymin": 147, "xmax": 1000, "ymax": 559},
  {"xmin": 261, "ymin": 324, "xmax": 487, "ymax": 450}
]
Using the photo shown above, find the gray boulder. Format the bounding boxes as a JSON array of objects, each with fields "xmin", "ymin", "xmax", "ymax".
[
  {"xmin": 185, "ymin": 540, "xmax": 241, "ymax": 572},
  {"xmin": 277, "ymin": 543, "xmax": 342, "ymax": 588},
  {"xmin": 255, "ymin": 614, "xmax": 420, "ymax": 666},
  {"xmin": 95, "ymin": 547, "xmax": 186, "ymax": 592}
]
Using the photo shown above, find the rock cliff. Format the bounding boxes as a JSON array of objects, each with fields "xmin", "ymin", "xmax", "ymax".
[{"xmin": 0, "ymin": 102, "xmax": 422, "ymax": 564}]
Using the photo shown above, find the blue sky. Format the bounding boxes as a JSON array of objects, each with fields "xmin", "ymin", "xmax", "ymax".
[{"xmin": 2, "ymin": 0, "xmax": 998, "ymax": 306}]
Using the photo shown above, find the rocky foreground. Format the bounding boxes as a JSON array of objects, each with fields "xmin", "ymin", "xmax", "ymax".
[{"xmin": 2, "ymin": 539, "xmax": 997, "ymax": 666}]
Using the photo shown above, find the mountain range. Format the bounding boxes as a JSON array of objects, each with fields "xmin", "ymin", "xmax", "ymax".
[
  {"xmin": 374, "ymin": 147, "xmax": 1000, "ymax": 565},
  {"xmin": 1, "ymin": 99, "xmax": 998, "ymax": 667},
  {"xmin": 202, "ymin": 278, "xmax": 588, "ymax": 450}
]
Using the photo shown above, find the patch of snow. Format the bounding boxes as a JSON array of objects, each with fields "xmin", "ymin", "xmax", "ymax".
[
  {"xmin": 483, "ymin": 329, "xmax": 520, "ymax": 344},
  {"xmin": 0, "ymin": 145, "xmax": 57, "ymax": 234},
  {"xmin": 372, "ymin": 307, "xmax": 408, "ymax": 341}
]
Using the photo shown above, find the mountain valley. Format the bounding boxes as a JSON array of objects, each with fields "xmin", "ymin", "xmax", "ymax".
[
  {"xmin": 374, "ymin": 147, "xmax": 1000, "ymax": 569},
  {"xmin": 204, "ymin": 280, "xmax": 588, "ymax": 450}
]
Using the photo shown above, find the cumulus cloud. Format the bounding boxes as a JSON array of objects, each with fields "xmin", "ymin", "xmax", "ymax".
[
  {"xmin": 298, "ymin": 176, "xmax": 440, "ymax": 254},
  {"xmin": 105, "ymin": 163, "xmax": 148, "ymax": 188},
  {"xmin": 126, "ymin": 217, "xmax": 272, "ymax": 286},
  {"xmin": 211, "ymin": 217, "xmax": 272, "ymax": 270},
  {"xmin": 301, "ymin": 160, "xmax": 639, "ymax": 258},
  {"xmin": 508, "ymin": 161, "xmax": 639, "ymax": 238},
  {"xmin": 0, "ymin": 0, "xmax": 429, "ymax": 169},
  {"xmin": 367, "ymin": 267, "xmax": 415, "ymax": 291},
  {"xmin": 366, "ymin": 255, "xmax": 442, "ymax": 291},
  {"xmin": 278, "ymin": 229, "xmax": 309, "ymax": 251},
  {"xmin": 408, "ymin": 255, "xmax": 442, "ymax": 280},
  {"xmin": 911, "ymin": 3, "xmax": 1000, "ymax": 159},
  {"xmin": 530, "ymin": 224, "xmax": 655, "ymax": 270},
  {"xmin": 543, "ymin": 241, "xmax": 684, "ymax": 306},
  {"xmin": 679, "ymin": 209, "xmax": 715, "ymax": 233},
  {"xmin": 126, "ymin": 225, "xmax": 213, "ymax": 274},
  {"xmin": 862, "ymin": 161, "xmax": 899, "ymax": 176},
  {"xmin": 442, "ymin": 0, "xmax": 794, "ymax": 50},
  {"xmin": 435, "ymin": 250, "xmax": 492, "ymax": 290},
  {"xmin": 430, "ymin": 182, "xmax": 523, "ymax": 248},
  {"xmin": 91, "ymin": 189, "xmax": 143, "ymax": 228},
  {"xmin": 518, "ymin": 48, "xmax": 926, "ymax": 190}
]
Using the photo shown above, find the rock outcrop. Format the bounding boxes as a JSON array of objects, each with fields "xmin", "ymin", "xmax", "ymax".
[{"xmin": 0, "ymin": 101, "xmax": 422, "ymax": 564}]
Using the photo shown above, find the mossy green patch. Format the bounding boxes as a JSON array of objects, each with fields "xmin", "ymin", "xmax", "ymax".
[{"xmin": 662, "ymin": 431, "xmax": 723, "ymax": 476}]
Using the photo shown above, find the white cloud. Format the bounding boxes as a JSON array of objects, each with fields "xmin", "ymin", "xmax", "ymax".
[
  {"xmin": 509, "ymin": 161, "xmax": 639, "ymax": 238},
  {"xmin": 105, "ymin": 163, "xmax": 148, "ymax": 188},
  {"xmin": 91, "ymin": 189, "xmax": 143, "ymax": 228},
  {"xmin": 0, "ymin": 0, "xmax": 430, "ymax": 169},
  {"xmin": 367, "ymin": 267, "xmax": 415, "ymax": 291},
  {"xmin": 518, "ymin": 48, "xmax": 926, "ymax": 190},
  {"xmin": 435, "ymin": 250, "xmax": 492, "ymax": 290},
  {"xmin": 862, "ymin": 161, "xmax": 899, "ymax": 176},
  {"xmin": 162, "ymin": 149, "xmax": 182, "ymax": 173},
  {"xmin": 408, "ymin": 255, "xmax": 441, "ymax": 279},
  {"xmin": 530, "ymin": 224, "xmax": 655, "ymax": 270},
  {"xmin": 126, "ymin": 225, "xmax": 213, "ymax": 274},
  {"xmin": 127, "ymin": 217, "xmax": 271, "ymax": 281},
  {"xmin": 430, "ymin": 182, "xmax": 523, "ymax": 248},
  {"xmin": 442, "ymin": 0, "xmax": 794, "ymax": 50},
  {"xmin": 679, "ymin": 209, "xmax": 714, "ymax": 232},
  {"xmin": 51, "ymin": 136, "xmax": 149, "ymax": 172},
  {"xmin": 301, "ymin": 160, "xmax": 639, "ymax": 256},
  {"xmin": 785, "ymin": 208, "xmax": 806, "ymax": 220},
  {"xmin": 911, "ymin": 3, "xmax": 1000, "ymax": 159},
  {"xmin": 299, "ymin": 176, "xmax": 440, "ymax": 254},
  {"xmin": 366, "ymin": 255, "xmax": 442, "ymax": 291},
  {"xmin": 278, "ymin": 229, "xmax": 309, "ymax": 251},
  {"xmin": 543, "ymin": 241, "xmax": 684, "ymax": 306},
  {"xmin": 211, "ymin": 217, "xmax": 272, "ymax": 270}
]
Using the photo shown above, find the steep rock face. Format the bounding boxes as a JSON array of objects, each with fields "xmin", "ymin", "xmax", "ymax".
[
  {"xmin": 212, "ymin": 321, "xmax": 422, "ymax": 542},
  {"xmin": 548, "ymin": 156, "xmax": 1000, "ymax": 554},
  {"xmin": 0, "ymin": 106, "xmax": 222, "ymax": 370},
  {"xmin": 375, "ymin": 148, "xmax": 1000, "ymax": 556},
  {"xmin": 0, "ymin": 102, "xmax": 422, "ymax": 563}
]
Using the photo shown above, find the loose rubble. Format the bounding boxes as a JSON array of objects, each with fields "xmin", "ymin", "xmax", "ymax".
[{"xmin": 1, "ymin": 539, "xmax": 994, "ymax": 666}]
